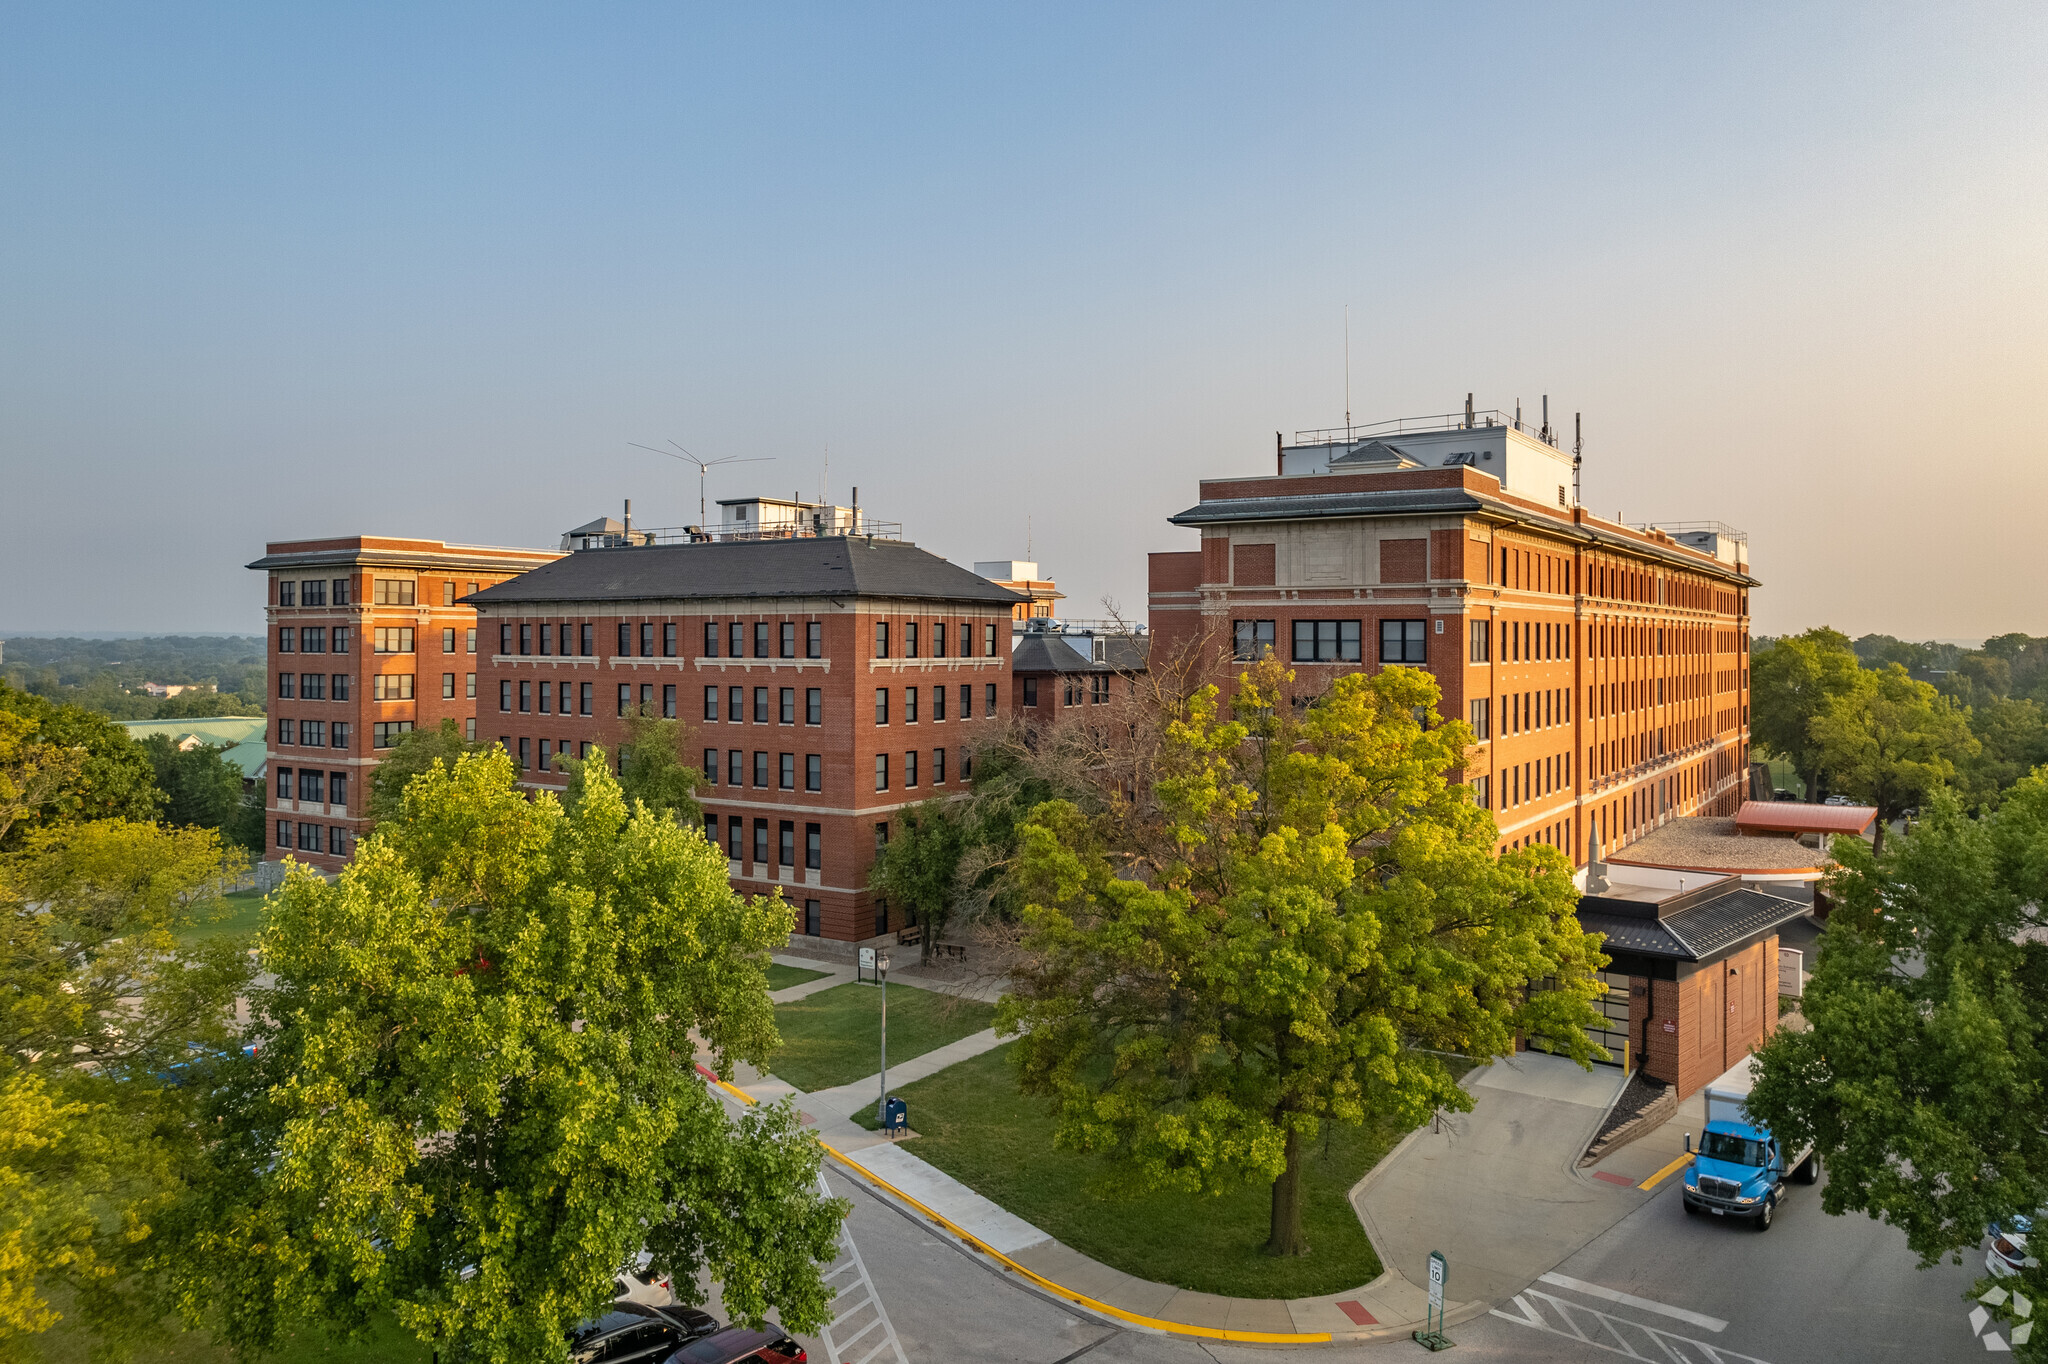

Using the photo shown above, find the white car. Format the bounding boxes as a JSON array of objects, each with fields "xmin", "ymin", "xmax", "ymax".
[
  {"xmin": 1988, "ymin": 1214, "xmax": 2035, "ymax": 1278},
  {"xmin": 1823, "ymin": 795, "xmax": 1853, "ymax": 807},
  {"xmin": 615, "ymin": 1249, "xmax": 676, "ymax": 1307}
]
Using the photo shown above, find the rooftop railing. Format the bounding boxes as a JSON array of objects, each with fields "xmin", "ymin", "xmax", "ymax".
[
  {"xmin": 1292, "ymin": 410, "xmax": 1565, "ymax": 448},
  {"xmin": 627, "ymin": 519, "xmax": 905, "ymax": 546}
]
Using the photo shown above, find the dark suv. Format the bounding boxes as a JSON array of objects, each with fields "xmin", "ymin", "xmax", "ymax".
[
  {"xmin": 665, "ymin": 1325, "xmax": 806, "ymax": 1363},
  {"xmin": 569, "ymin": 1302, "xmax": 720, "ymax": 1363}
]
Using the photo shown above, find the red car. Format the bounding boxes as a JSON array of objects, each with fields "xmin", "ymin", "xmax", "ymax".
[{"xmin": 665, "ymin": 1325, "xmax": 805, "ymax": 1363}]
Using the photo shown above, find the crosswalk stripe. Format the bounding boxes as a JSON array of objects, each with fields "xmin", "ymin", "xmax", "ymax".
[{"xmin": 1539, "ymin": 1272, "xmax": 1728, "ymax": 1331}]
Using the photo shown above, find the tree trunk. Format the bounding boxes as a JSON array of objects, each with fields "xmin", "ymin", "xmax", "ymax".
[
  {"xmin": 1870, "ymin": 811, "xmax": 1886, "ymax": 858},
  {"xmin": 1264, "ymin": 1124, "xmax": 1308, "ymax": 1258}
]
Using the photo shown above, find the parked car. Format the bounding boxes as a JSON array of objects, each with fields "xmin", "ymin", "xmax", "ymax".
[
  {"xmin": 1988, "ymin": 1213, "xmax": 2037, "ymax": 1278},
  {"xmin": 617, "ymin": 1249, "xmax": 679, "ymax": 1307},
  {"xmin": 665, "ymin": 1325, "xmax": 807, "ymax": 1363},
  {"xmin": 570, "ymin": 1303, "xmax": 720, "ymax": 1364},
  {"xmin": 1823, "ymin": 794, "xmax": 1853, "ymax": 806},
  {"xmin": 1772, "ymin": 789, "xmax": 1797, "ymax": 802}
]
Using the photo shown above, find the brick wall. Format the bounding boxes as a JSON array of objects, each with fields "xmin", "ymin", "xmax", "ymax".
[{"xmin": 1379, "ymin": 538, "xmax": 1426, "ymax": 583}]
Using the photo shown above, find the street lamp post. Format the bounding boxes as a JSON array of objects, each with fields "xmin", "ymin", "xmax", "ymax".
[{"xmin": 876, "ymin": 953, "xmax": 891, "ymax": 1130}]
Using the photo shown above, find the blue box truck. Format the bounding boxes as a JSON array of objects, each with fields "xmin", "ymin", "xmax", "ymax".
[{"xmin": 1681, "ymin": 1055, "xmax": 1819, "ymax": 1230}]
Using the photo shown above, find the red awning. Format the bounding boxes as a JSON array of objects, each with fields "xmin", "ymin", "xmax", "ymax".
[{"xmin": 1734, "ymin": 800, "xmax": 1877, "ymax": 836}]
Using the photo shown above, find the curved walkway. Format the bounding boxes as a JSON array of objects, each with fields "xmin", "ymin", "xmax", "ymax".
[{"xmin": 738, "ymin": 955, "xmax": 1645, "ymax": 1344}]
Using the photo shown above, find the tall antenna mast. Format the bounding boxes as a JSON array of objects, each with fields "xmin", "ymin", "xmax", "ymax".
[
  {"xmin": 630, "ymin": 441, "xmax": 772, "ymax": 525},
  {"xmin": 1343, "ymin": 304, "xmax": 1353, "ymax": 439},
  {"xmin": 1572, "ymin": 412, "xmax": 1583, "ymax": 508}
]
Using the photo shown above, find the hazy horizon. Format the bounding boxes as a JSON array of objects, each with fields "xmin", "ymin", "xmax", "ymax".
[{"xmin": 5, "ymin": 5, "xmax": 2045, "ymax": 638}]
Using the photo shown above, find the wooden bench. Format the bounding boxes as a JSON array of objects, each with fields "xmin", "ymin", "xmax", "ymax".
[{"xmin": 896, "ymin": 925, "xmax": 924, "ymax": 949}]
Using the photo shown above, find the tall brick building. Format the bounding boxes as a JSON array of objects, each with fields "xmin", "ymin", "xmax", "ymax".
[
  {"xmin": 249, "ymin": 536, "xmax": 561, "ymax": 873},
  {"xmin": 466, "ymin": 531, "xmax": 1021, "ymax": 946},
  {"xmin": 1148, "ymin": 411, "xmax": 1755, "ymax": 867}
]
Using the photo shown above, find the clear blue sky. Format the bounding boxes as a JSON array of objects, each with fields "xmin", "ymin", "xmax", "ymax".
[{"xmin": 4, "ymin": 4, "xmax": 2044, "ymax": 637}]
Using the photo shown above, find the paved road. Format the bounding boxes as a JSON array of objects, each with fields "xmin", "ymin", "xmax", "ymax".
[{"xmin": 797, "ymin": 1160, "xmax": 1991, "ymax": 1363}]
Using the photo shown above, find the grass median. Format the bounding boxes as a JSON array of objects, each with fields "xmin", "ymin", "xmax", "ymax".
[
  {"xmin": 175, "ymin": 887, "xmax": 269, "ymax": 945},
  {"xmin": 767, "ymin": 981, "xmax": 995, "ymax": 1093},
  {"xmin": 854, "ymin": 1040, "xmax": 1462, "ymax": 1300},
  {"xmin": 764, "ymin": 962, "xmax": 831, "ymax": 991}
]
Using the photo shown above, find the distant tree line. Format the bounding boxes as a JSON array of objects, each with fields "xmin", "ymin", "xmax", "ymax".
[{"xmin": 2, "ymin": 634, "xmax": 268, "ymax": 721}]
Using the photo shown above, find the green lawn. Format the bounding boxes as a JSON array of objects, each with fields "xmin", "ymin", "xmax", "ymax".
[
  {"xmin": 765, "ymin": 962, "xmax": 831, "ymax": 991},
  {"xmin": 853, "ymin": 1041, "xmax": 1464, "ymax": 1300},
  {"xmin": 767, "ymin": 982, "xmax": 995, "ymax": 1092},
  {"xmin": 175, "ymin": 888, "xmax": 269, "ymax": 945}
]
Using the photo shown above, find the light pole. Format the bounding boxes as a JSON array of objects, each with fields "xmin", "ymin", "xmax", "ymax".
[
  {"xmin": 628, "ymin": 441, "xmax": 772, "ymax": 526},
  {"xmin": 876, "ymin": 952, "xmax": 891, "ymax": 1130}
]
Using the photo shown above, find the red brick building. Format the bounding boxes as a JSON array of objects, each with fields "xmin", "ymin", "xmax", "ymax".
[
  {"xmin": 466, "ymin": 533, "xmax": 1021, "ymax": 946},
  {"xmin": 1009, "ymin": 619, "xmax": 1150, "ymax": 722},
  {"xmin": 249, "ymin": 536, "xmax": 561, "ymax": 873},
  {"xmin": 1147, "ymin": 413, "xmax": 1756, "ymax": 867}
]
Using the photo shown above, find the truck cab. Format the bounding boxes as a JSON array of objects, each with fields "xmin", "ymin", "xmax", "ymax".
[{"xmin": 1681, "ymin": 1056, "xmax": 1818, "ymax": 1230}]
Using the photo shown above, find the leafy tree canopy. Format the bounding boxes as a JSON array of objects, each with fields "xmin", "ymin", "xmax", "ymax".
[
  {"xmin": 1810, "ymin": 663, "xmax": 1976, "ymax": 853},
  {"xmin": 1, "ymin": 817, "xmax": 252, "ymax": 1356},
  {"xmin": 162, "ymin": 748, "xmax": 840, "ymax": 1364},
  {"xmin": 366, "ymin": 719, "xmax": 483, "ymax": 824},
  {"xmin": 0, "ymin": 681, "xmax": 161, "ymax": 846},
  {"xmin": 1747, "ymin": 781, "xmax": 2048, "ymax": 1353},
  {"xmin": 997, "ymin": 659, "xmax": 1605, "ymax": 1259},
  {"xmin": 142, "ymin": 734, "xmax": 246, "ymax": 831},
  {"xmin": 559, "ymin": 711, "xmax": 703, "ymax": 826},
  {"xmin": 868, "ymin": 798, "xmax": 970, "ymax": 962},
  {"xmin": 1748, "ymin": 628, "xmax": 1861, "ymax": 799}
]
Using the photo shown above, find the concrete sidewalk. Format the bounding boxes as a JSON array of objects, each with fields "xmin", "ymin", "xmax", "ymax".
[{"xmin": 802, "ymin": 1027, "xmax": 1007, "ymax": 1120}]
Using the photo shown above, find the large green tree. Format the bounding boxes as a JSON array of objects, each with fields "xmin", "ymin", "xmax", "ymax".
[
  {"xmin": 868, "ymin": 798, "xmax": 970, "ymax": 963},
  {"xmin": 1810, "ymin": 663, "xmax": 1976, "ymax": 854},
  {"xmin": 0, "ymin": 681, "xmax": 161, "ymax": 847},
  {"xmin": 1747, "ymin": 782, "xmax": 2048, "ymax": 1355},
  {"xmin": 366, "ymin": 719, "xmax": 483, "ymax": 823},
  {"xmin": 1749, "ymin": 628, "xmax": 1863, "ymax": 801},
  {"xmin": 997, "ymin": 660, "xmax": 1605, "ymax": 1258},
  {"xmin": 163, "ymin": 747, "xmax": 840, "ymax": 1364},
  {"xmin": 1, "ymin": 816, "xmax": 253, "ymax": 1357},
  {"xmin": 141, "ymin": 734, "xmax": 246, "ymax": 831}
]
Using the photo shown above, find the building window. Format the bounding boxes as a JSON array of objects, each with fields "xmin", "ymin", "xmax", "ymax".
[
  {"xmin": 1293, "ymin": 619, "xmax": 1362, "ymax": 663},
  {"xmin": 579, "ymin": 681, "xmax": 591, "ymax": 715},
  {"xmin": 805, "ymin": 753, "xmax": 821, "ymax": 791},
  {"xmin": 332, "ymin": 626, "xmax": 351, "ymax": 655},
  {"xmin": 806, "ymin": 621, "xmax": 823, "ymax": 659},
  {"xmin": 779, "ymin": 753, "xmax": 795, "ymax": 790},
  {"xmin": 275, "ymin": 819, "xmax": 290, "ymax": 850},
  {"xmin": 373, "ymin": 578, "xmax": 416, "ymax": 606},
  {"xmin": 663, "ymin": 622, "xmax": 677, "ymax": 657},
  {"xmin": 278, "ymin": 719, "xmax": 295, "ymax": 745},
  {"xmin": 373, "ymin": 628, "xmax": 415, "ymax": 654},
  {"xmin": 905, "ymin": 688, "xmax": 918, "ymax": 724},
  {"xmin": 752, "ymin": 687, "xmax": 768, "ymax": 723},
  {"xmin": 617, "ymin": 623, "xmax": 632, "ymax": 656},
  {"xmin": 640, "ymin": 683, "xmax": 654, "ymax": 715},
  {"xmin": 704, "ymin": 749, "xmax": 717, "ymax": 782},
  {"xmin": 374, "ymin": 673, "xmax": 415, "ymax": 702},
  {"xmin": 986, "ymin": 683, "xmax": 997, "ymax": 714},
  {"xmin": 328, "ymin": 771, "xmax": 347, "ymax": 808},
  {"xmin": 538, "ymin": 682, "xmax": 552, "ymax": 715},
  {"xmin": 518, "ymin": 737, "xmax": 531, "ymax": 771},
  {"xmin": 278, "ymin": 581, "xmax": 295, "ymax": 607},
  {"xmin": 464, "ymin": 719, "xmax": 474, "ymax": 742},
  {"xmin": 905, "ymin": 622, "xmax": 920, "ymax": 658},
  {"xmin": 500, "ymin": 680, "xmax": 512, "ymax": 712},
  {"xmin": 726, "ymin": 621, "xmax": 742, "ymax": 658},
  {"xmin": 985, "ymin": 623, "xmax": 1000, "ymax": 656},
  {"xmin": 373, "ymin": 721, "xmax": 414, "ymax": 749},
  {"xmin": 298, "ymin": 822, "xmax": 320, "ymax": 852},
  {"xmin": 727, "ymin": 749, "xmax": 743, "ymax": 786},
  {"xmin": 617, "ymin": 684, "xmax": 631, "ymax": 717},
  {"xmin": 443, "ymin": 673, "xmax": 456, "ymax": 700},
  {"xmin": 728, "ymin": 685, "xmax": 743, "ymax": 721},
  {"xmin": 905, "ymin": 749, "xmax": 919, "ymax": 787},
  {"xmin": 300, "ymin": 627, "xmax": 327, "ymax": 654},
  {"xmin": 753, "ymin": 819, "xmax": 769, "ymax": 865},
  {"xmin": 1472, "ymin": 775, "xmax": 1491, "ymax": 809},
  {"xmin": 753, "ymin": 751, "xmax": 768, "ymax": 788},
  {"xmin": 333, "ymin": 577, "xmax": 351, "ymax": 606},
  {"xmin": 875, "ymin": 820, "xmax": 889, "ymax": 851},
  {"xmin": 537, "ymin": 624, "xmax": 551, "ymax": 657},
  {"xmin": 874, "ymin": 622, "xmax": 889, "ymax": 658},
  {"xmin": 1022, "ymin": 677, "xmax": 1038, "ymax": 706},
  {"xmin": 633, "ymin": 622, "xmax": 649, "ymax": 657},
  {"xmin": 1234, "ymin": 620, "xmax": 1276, "ymax": 661},
  {"xmin": 875, "ymin": 688, "xmax": 889, "ymax": 725},
  {"xmin": 779, "ymin": 687, "xmax": 795, "ymax": 724},
  {"xmin": 331, "ymin": 723, "xmax": 349, "ymax": 750},
  {"xmin": 663, "ymin": 684, "xmax": 677, "ymax": 719},
  {"xmin": 278, "ymin": 627, "xmax": 295, "ymax": 654},
  {"xmin": 303, "ymin": 579, "xmax": 327, "ymax": 607},
  {"xmin": 875, "ymin": 753, "xmax": 889, "ymax": 791},
  {"xmin": 725, "ymin": 816, "xmax": 742, "ymax": 860},
  {"xmin": 806, "ymin": 687, "xmax": 822, "ymax": 725},
  {"xmin": 278, "ymin": 672, "xmax": 296, "ymax": 699},
  {"xmin": 1470, "ymin": 619, "xmax": 1490, "ymax": 663},
  {"xmin": 466, "ymin": 672, "xmax": 476, "ymax": 699},
  {"xmin": 501, "ymin": 624, "xmax": 513, "ymax": 656},
  {"xmin": 753, "ymin": 622, "xmax": 770, "ymax": 658},
  {"xmin": 934, "ymin": 622, "xmax": 948, "ymax": 658},
  {"xmin": 805, "ymin": 823, "xmax": 821, "ymax": 870},
  {"xmin": 933, "ymin": 686, "xmax": 947, "ymax": 721},
  {"xmin": 934, "ymin": 747, "xmax": 946, "ymax": 784},
  {"xmin": 960, "ymin": 683, "xmax": 973, "ymax": 719},
  {"xmin": 1378, "ymin": 619, "xmax": 1427, "ymax": 664},
  {"xmin": 273, "ymin": 767, "xmax": 291, "ymax": 802},
  {"xmin": 704, "ymin": 686, "xmax": 719, "ymax": 721},
  {"xmin": 780, "ymin": 621, "xmax": 796, "ymax": 659},
  {"xmin": 804, "ymin": 899, "xmax": 822, "ymax": 937},
  {"xmin": 298, "ymin": 769, "xmax": 323, "ymax": 802},
  {"xmin": 703, "ymin": 812, "xmax": 719, "ymax": 845},
  {"xmin": 518, "ymin": 680, "xmax": 531, "ymax": 713},
  {"xmin": 332, "ymin": 673, "xmax": 349, "ymax": 701},
  {"xmin": 441, "ymin": 627, "xmax": 455, "ymax": 654}
]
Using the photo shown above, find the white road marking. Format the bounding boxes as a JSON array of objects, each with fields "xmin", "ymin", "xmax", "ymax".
[
  {"xmin": 1539, "ymin": 1271, "xmax": 1730, "ymax": 1332},
  {"xmin": 1494, "ymin": 1288, "xmax": 1771, "ymax": 1363}
]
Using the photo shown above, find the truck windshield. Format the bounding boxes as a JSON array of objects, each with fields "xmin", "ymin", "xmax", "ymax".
[{"xmin": 1699, "ymin": 1132, "xmax": 1768, "ymax": 1166}]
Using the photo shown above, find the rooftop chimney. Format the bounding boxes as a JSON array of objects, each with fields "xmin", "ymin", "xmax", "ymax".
[{"xmin": 1464, "ymin": 393, "xmax": 1475, "ymax": 429}]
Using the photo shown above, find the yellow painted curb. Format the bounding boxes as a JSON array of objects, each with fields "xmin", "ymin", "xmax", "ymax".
[
  {"xmin": 699, "ymin": 1066, "xmax": 1334, "ymax": 1344},
  {"xmin": 1638, "ymin": 1152, "xmax": 1693, "ymax": 1192}
]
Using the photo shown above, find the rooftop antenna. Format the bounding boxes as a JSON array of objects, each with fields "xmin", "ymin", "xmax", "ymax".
[
  {"xmin": 630, "ymin": 441, "xmax": 773, "ymax": 524},
  {"xmin": 1541, "ymin": 394, "xmax": 1551, "ymax": 446},
  {"xmin": 1572, "ymin": 412, "xmax": 1583, "ymax": 508},
  {"xmin": 822, "ymin": 445, "xmax": 829, "ymax": 506},
  {"xmin": 1515, "ymin": 398, "xmax": 1522, "ymax": 433},
  {"xmin": 1464, "ymin": 392, "xmax": 1475, "ymax": 429},
  {"xmin": 1027, "ymin": 513, "xmax": 1033, "ymax": 561},
  {"xmin": 1343, "ymin": 304, "xmax": 1353, "ymax": 440}
]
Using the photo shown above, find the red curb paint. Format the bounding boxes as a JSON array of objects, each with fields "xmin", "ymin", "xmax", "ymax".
[
  {"xmin": 1336, "ymin": 1300, "xmax": 1377, "ymax": 1326},
  {"xmin": 1592, "ymin": 1170, "xmax": 1636, "ymax": 1186}
]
